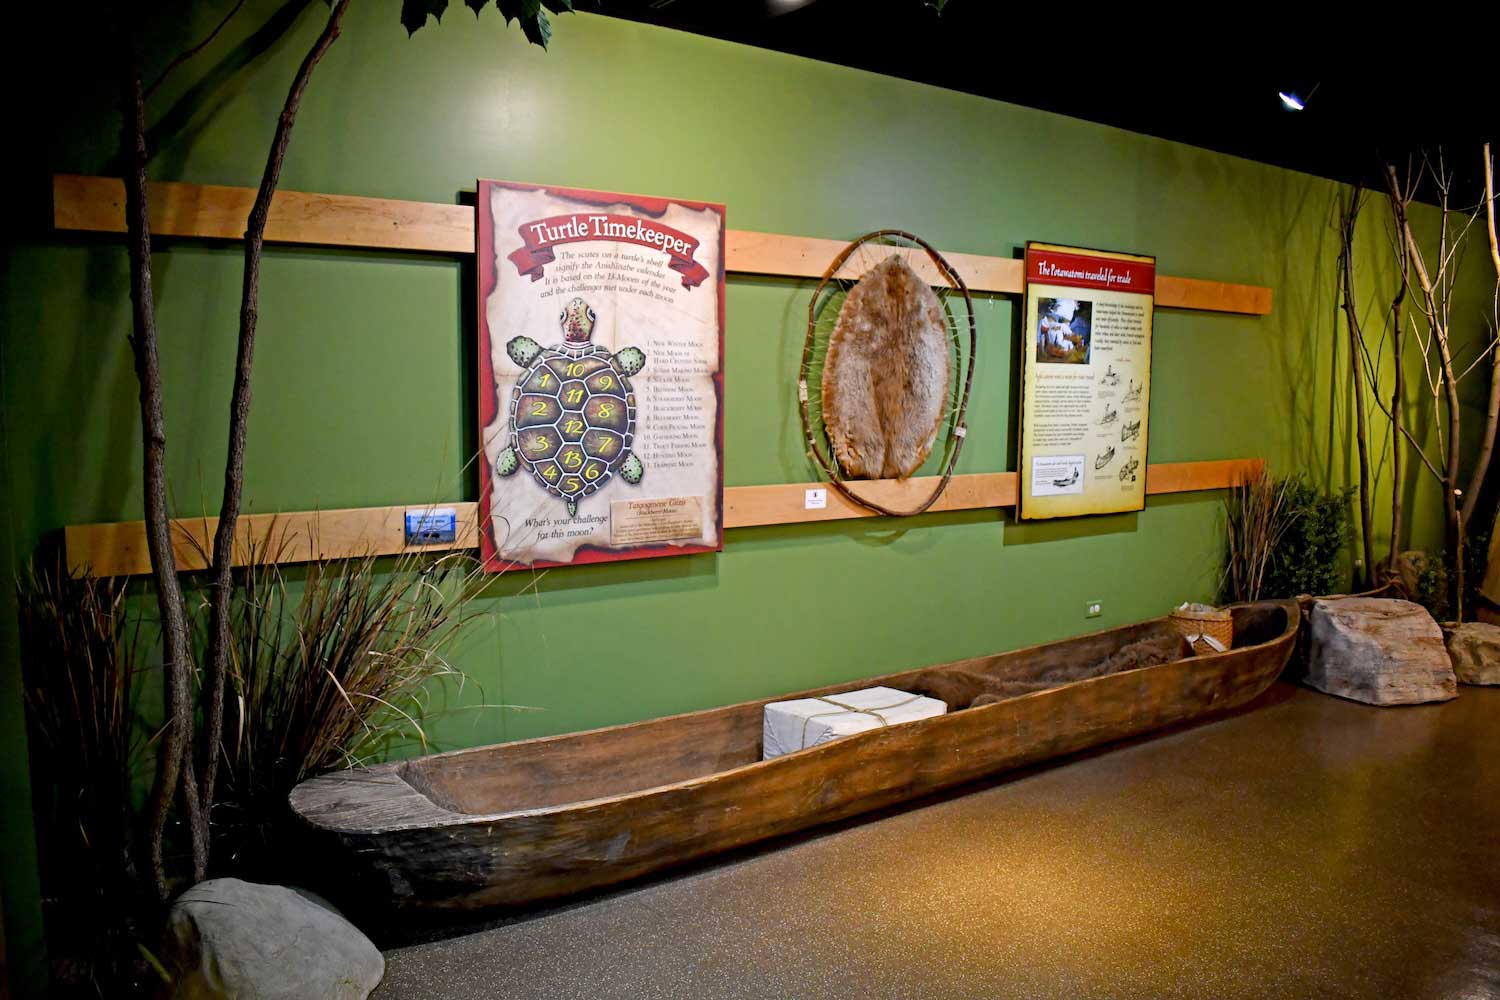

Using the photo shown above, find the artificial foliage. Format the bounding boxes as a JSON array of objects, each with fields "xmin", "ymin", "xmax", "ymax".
[
  {"xmin": 1222, "ymin": 473, "xmax": 1353, "ymax": 603},
  {"xmin": 401, "ymin": 0, "xmax": 575, "ymax": 45},
  {"xmin": 1413, "ymin": 530, "xmax": 1490, "ymax": 622},
  {"xmin": 1262, "ymin": 477, "xmax": 1355, "ymax": 599}
]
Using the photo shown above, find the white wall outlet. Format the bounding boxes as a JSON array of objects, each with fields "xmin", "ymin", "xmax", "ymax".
[
  {"xmin": 805, "ymin": 488, "xmax": 827, "ymax": 510},
  {"xmin": 1085, "ymin": 600, "xmax": 1103, "ymax": 618}
]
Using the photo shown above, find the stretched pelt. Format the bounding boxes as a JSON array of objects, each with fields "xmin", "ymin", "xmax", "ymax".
[
  {"xmin": 915, "ymin": 633, "xmax": 1195, "ymax": 710},
  {"xmin": 821, "ymin": 254, "xmax": 951, "ymax": 479}
]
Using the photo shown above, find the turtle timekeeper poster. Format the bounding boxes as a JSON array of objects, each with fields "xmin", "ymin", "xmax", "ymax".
[{"xmin": 477, "ymin": 179, "xmax": 726, "ymax": 570}]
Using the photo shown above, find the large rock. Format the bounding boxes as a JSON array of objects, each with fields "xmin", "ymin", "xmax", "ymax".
[
  {"xmin": 1444, "ymin": 621, "xmax": 1500, "ymax": 685},
  {"xmin": 164, "ymin": 878, "xmax": 383, "ymax": 999},
  {"xmin": 1305, "ymin": 598, "xmax": 1457, "ymax": 706}
]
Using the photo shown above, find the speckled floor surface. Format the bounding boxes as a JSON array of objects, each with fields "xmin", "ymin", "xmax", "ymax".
[{"xmin": 375, "ymin": 683, "xmax": 1500, "ymax": 999}]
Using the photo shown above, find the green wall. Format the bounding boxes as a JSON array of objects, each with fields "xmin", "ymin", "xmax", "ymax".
[{"xmin": 1, "ymin": 5, "xmax": 1491, "ymax": 994}]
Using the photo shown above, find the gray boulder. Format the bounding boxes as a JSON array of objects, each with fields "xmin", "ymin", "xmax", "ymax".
[
  {"xmin": 1305, "ymin": 598, "xmax": 1457, "ymax": 706},
  {"xmin": 164, "ymin": 878, "xmax": 383, "ymax": 999},
  {"xmin": 1444, "ymin": 621, "xmax": 1500, "ymax": 685}
]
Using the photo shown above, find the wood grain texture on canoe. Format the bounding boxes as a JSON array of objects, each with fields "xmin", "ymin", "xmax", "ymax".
[{"xmin": 289, "ymin": 601, "xmax": 1298, "ymax": 913}]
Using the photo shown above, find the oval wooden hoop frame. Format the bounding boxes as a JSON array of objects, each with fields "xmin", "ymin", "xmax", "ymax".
[{"xmin": 798, "ymin": 229, "xmax": 979, "ymax": 518}]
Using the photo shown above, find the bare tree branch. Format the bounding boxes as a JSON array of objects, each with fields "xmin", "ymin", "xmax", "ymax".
[
  {"xmin": 199, "ymin": 0, "xmax": 352, "ymax": 822},
  {"xmin": 1465, "ymin": 142, "xmax": 1500, "ymax": 522},
  {"xmin": 119, "ymin": 47, "xmax": 205, "ymax": 899},
  {"xmin": 144, "ymin": 0, "xmax": 247, "ymax": 101},
  {"xmin": 1339, "ymin": 185, "xmax": 1375, "ymax": 585}
]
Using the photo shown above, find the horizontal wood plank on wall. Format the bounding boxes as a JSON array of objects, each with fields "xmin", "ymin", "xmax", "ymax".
[
  {"xmin": 52, "ymin": 174, "xmax": 476, "ymax": 254},
  {"xmin": 65, "ymin": 459, "xmax": 1263, "ymax": 577},
  {"xmin": 51, "ymin": 175, "xmax": 1272, "ymax": 315},
  {"xmin": 724, "ymin": 472, "xmax": 1018, "ymax": 528},
  {"xmin": 66, "ymin": 503, "xmax": 482, "ymax": 578}
]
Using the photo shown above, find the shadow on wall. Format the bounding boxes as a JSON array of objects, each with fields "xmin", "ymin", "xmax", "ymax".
[
  {"xmin": 1246, "ymin": 167, "xmax": 1456, "ymax": 562},
  {"xmin": 144, "ymin": 0, "xmax": 318, "ymax": 167},
  {"xmin": 474, "ymin": 547, "xmax": 720, "ymax": 601},
  {"xmin": 1003, "ymin": 510, "xmax": 1137, "ymax": 547}
]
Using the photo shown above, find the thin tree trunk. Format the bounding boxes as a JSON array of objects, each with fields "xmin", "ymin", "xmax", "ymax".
[
  {"xmin": 1391, "ymin": 174, "xmax": 1461, "ymax": 559},
  {"xmin": 1339, "ymin": 188, "xmax": 1375, "ymax": 587},
  {"xmin": 1385, "ymin": 165, "xmax": 1409, "ymax": 569},
  {"xmin": 199, "ymin": 0, "xmax": 351, "ymax": 824},
  {"xmin": 119, "ymin": 54, "xmax": 206, "ymax": 899},
  {"xmin": 1465, "ymin": 144, "xmax": 1500, "ymax": 524},
  {"xmin": 1403, "ymin": 217, "xmax": 1464, "ymax": 597}
]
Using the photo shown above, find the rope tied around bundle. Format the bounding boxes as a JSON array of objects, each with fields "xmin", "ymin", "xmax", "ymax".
[{"xmin": 798, "ymin": 692, "xmax": 925, "ymax": 747}]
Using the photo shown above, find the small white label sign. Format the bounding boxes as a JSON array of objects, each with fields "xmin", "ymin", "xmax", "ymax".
[{"xmin": 805, "ymin": 488, "xmax": 827, "ymax": 510}]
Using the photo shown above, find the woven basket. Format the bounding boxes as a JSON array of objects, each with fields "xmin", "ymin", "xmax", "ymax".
[{"xmin": 1170, "ymin": 605, "xmax": 1233, "ymax": 655}]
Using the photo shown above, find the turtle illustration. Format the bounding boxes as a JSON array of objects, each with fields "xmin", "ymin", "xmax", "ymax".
[{"xmin": 494, "ymin": 297, "xmax": 646, "ymax": 517}]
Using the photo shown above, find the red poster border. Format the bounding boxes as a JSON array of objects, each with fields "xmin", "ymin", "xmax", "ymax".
[
  {"xmin": 1017, "ymin": 240, "xmax": 1156, "ymax": 522},
  {"xmin": 476, "ymin": 178, "xmax": 726, "ymax": 571}
]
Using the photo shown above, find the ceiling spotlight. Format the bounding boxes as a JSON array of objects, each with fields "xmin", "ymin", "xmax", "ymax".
[
  {"xmin": 766, "ymin": 0, "xmax": 816, "ymax": 12},
  {"xmin": 1277, "ymin": 82, "xmax": 1319, "ymax": 112}
]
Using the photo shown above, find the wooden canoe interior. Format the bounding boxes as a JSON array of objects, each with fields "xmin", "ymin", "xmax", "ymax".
[{"xmin": 399, "ymin": 603, "xmax": 1290, "ymax": 817}]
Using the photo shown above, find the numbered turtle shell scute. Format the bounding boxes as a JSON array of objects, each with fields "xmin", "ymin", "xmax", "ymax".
[{"xmin": 506, "ymin": 351, "xmax": 639, "ymax": 512}]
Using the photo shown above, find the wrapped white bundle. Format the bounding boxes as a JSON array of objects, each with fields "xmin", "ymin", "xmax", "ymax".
[{"xmin": 762, "ymin": 686, "xmax": 947, "ymax": 760}]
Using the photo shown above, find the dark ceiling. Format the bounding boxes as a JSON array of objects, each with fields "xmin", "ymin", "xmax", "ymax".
[{"xmin": 598, "ymin": 0, "xmax": 1497, "ymax": 206}]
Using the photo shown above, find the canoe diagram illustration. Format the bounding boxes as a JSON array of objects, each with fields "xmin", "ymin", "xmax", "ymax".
[
  {"xmin": 1097, "ymin": 403, "xmax": 1118, "ymax": 426},
  {"xmin": 1119, "ymin": 456, "xmax": 1140, "ymax": 482},
  {"xmin": 1122, "ymin": 419, "xmax": 1141, "ymax": 442},
  {"xmin": 1051, "ymin": 466, "xmax": 1080, "ymax": 488},
  {"xmin": 1095, "ymin": 446, "xmax": 1116, "ymax": 470},
  {"xmin": 1098, "ymin": 364, "xmax": 1120, "ymax": 386},
  {"xmin": 1123, "ymin": 380, "xmax": 1142, "ymax": 404},
  {"xmin": 496, "ymin": 297, "xmax": 646, "ymax": 518}
]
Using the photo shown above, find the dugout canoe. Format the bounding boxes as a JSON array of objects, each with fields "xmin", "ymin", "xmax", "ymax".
[{"xmin": 289, "ymin": 599, "xmax": 1298, "ymax": 914}]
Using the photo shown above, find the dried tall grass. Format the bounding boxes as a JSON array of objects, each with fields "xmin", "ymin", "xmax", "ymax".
[
  {"xmin": 16, "ymin": 546, "xmax": 492, "ymax": 986},
  {"xmin": 16, "ymin": 560, "xmax": 151, "ymax": 992},
  {"xmin": 1221, "ymin": 471, "xmax": 1294, "ymax": 603},
  {"xmin": 207, "ymin": 547, "xmax": 486, "ymax": 872}
]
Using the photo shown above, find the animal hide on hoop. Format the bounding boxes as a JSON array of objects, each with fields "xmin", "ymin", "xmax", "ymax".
[{"xmin": 821, "ymin": 254, "xmax": 951, "ymax": 480}]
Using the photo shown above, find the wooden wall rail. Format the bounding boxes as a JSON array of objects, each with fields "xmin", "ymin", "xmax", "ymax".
[
  {"xmin": 67, "ymin": 459, "xmax": 1263, "ymax": 577},
  {"xmin": 52, "ymin": 175, "xmax": 1273, "ymax": 315},
  {"xmin": 52, "ymin": 172, "xmax": 1269, "ymax": 575}
]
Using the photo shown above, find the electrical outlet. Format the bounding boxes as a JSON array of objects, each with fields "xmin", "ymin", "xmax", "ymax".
[{"xmin": 1085, "ymin": 600, "xmax": 1103, "ymax": 618}]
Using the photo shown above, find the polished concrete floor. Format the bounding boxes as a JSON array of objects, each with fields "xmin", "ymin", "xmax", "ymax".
[{"xmin": 376, "ymin": 683, "xmax": 1500, "ymax": 999}]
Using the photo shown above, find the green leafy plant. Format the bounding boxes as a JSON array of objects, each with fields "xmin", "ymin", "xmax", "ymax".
[
  {"xmin": 1262, "ymin": 477, "xmax": 1355, "ymax": 599},
  {"xmin": 1223, "ymin": 473, "xmax": 1353, "ymax": 602},
  {"xmin": 1412, "ymin": 530, "xmax": 1490, "ymax": 622},
  {"xmin": 402, "ymin": 0, "xmax": 576, "ymax": 47}
]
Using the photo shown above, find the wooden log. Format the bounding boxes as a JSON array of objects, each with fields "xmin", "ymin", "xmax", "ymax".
[
  {"xmin": 52, "ymin": 175, "xmax": 1273, "ymax": 315},
  {"xmin": 65, "ymin": 459, "xmax": 1263, "ymax": 576}
]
